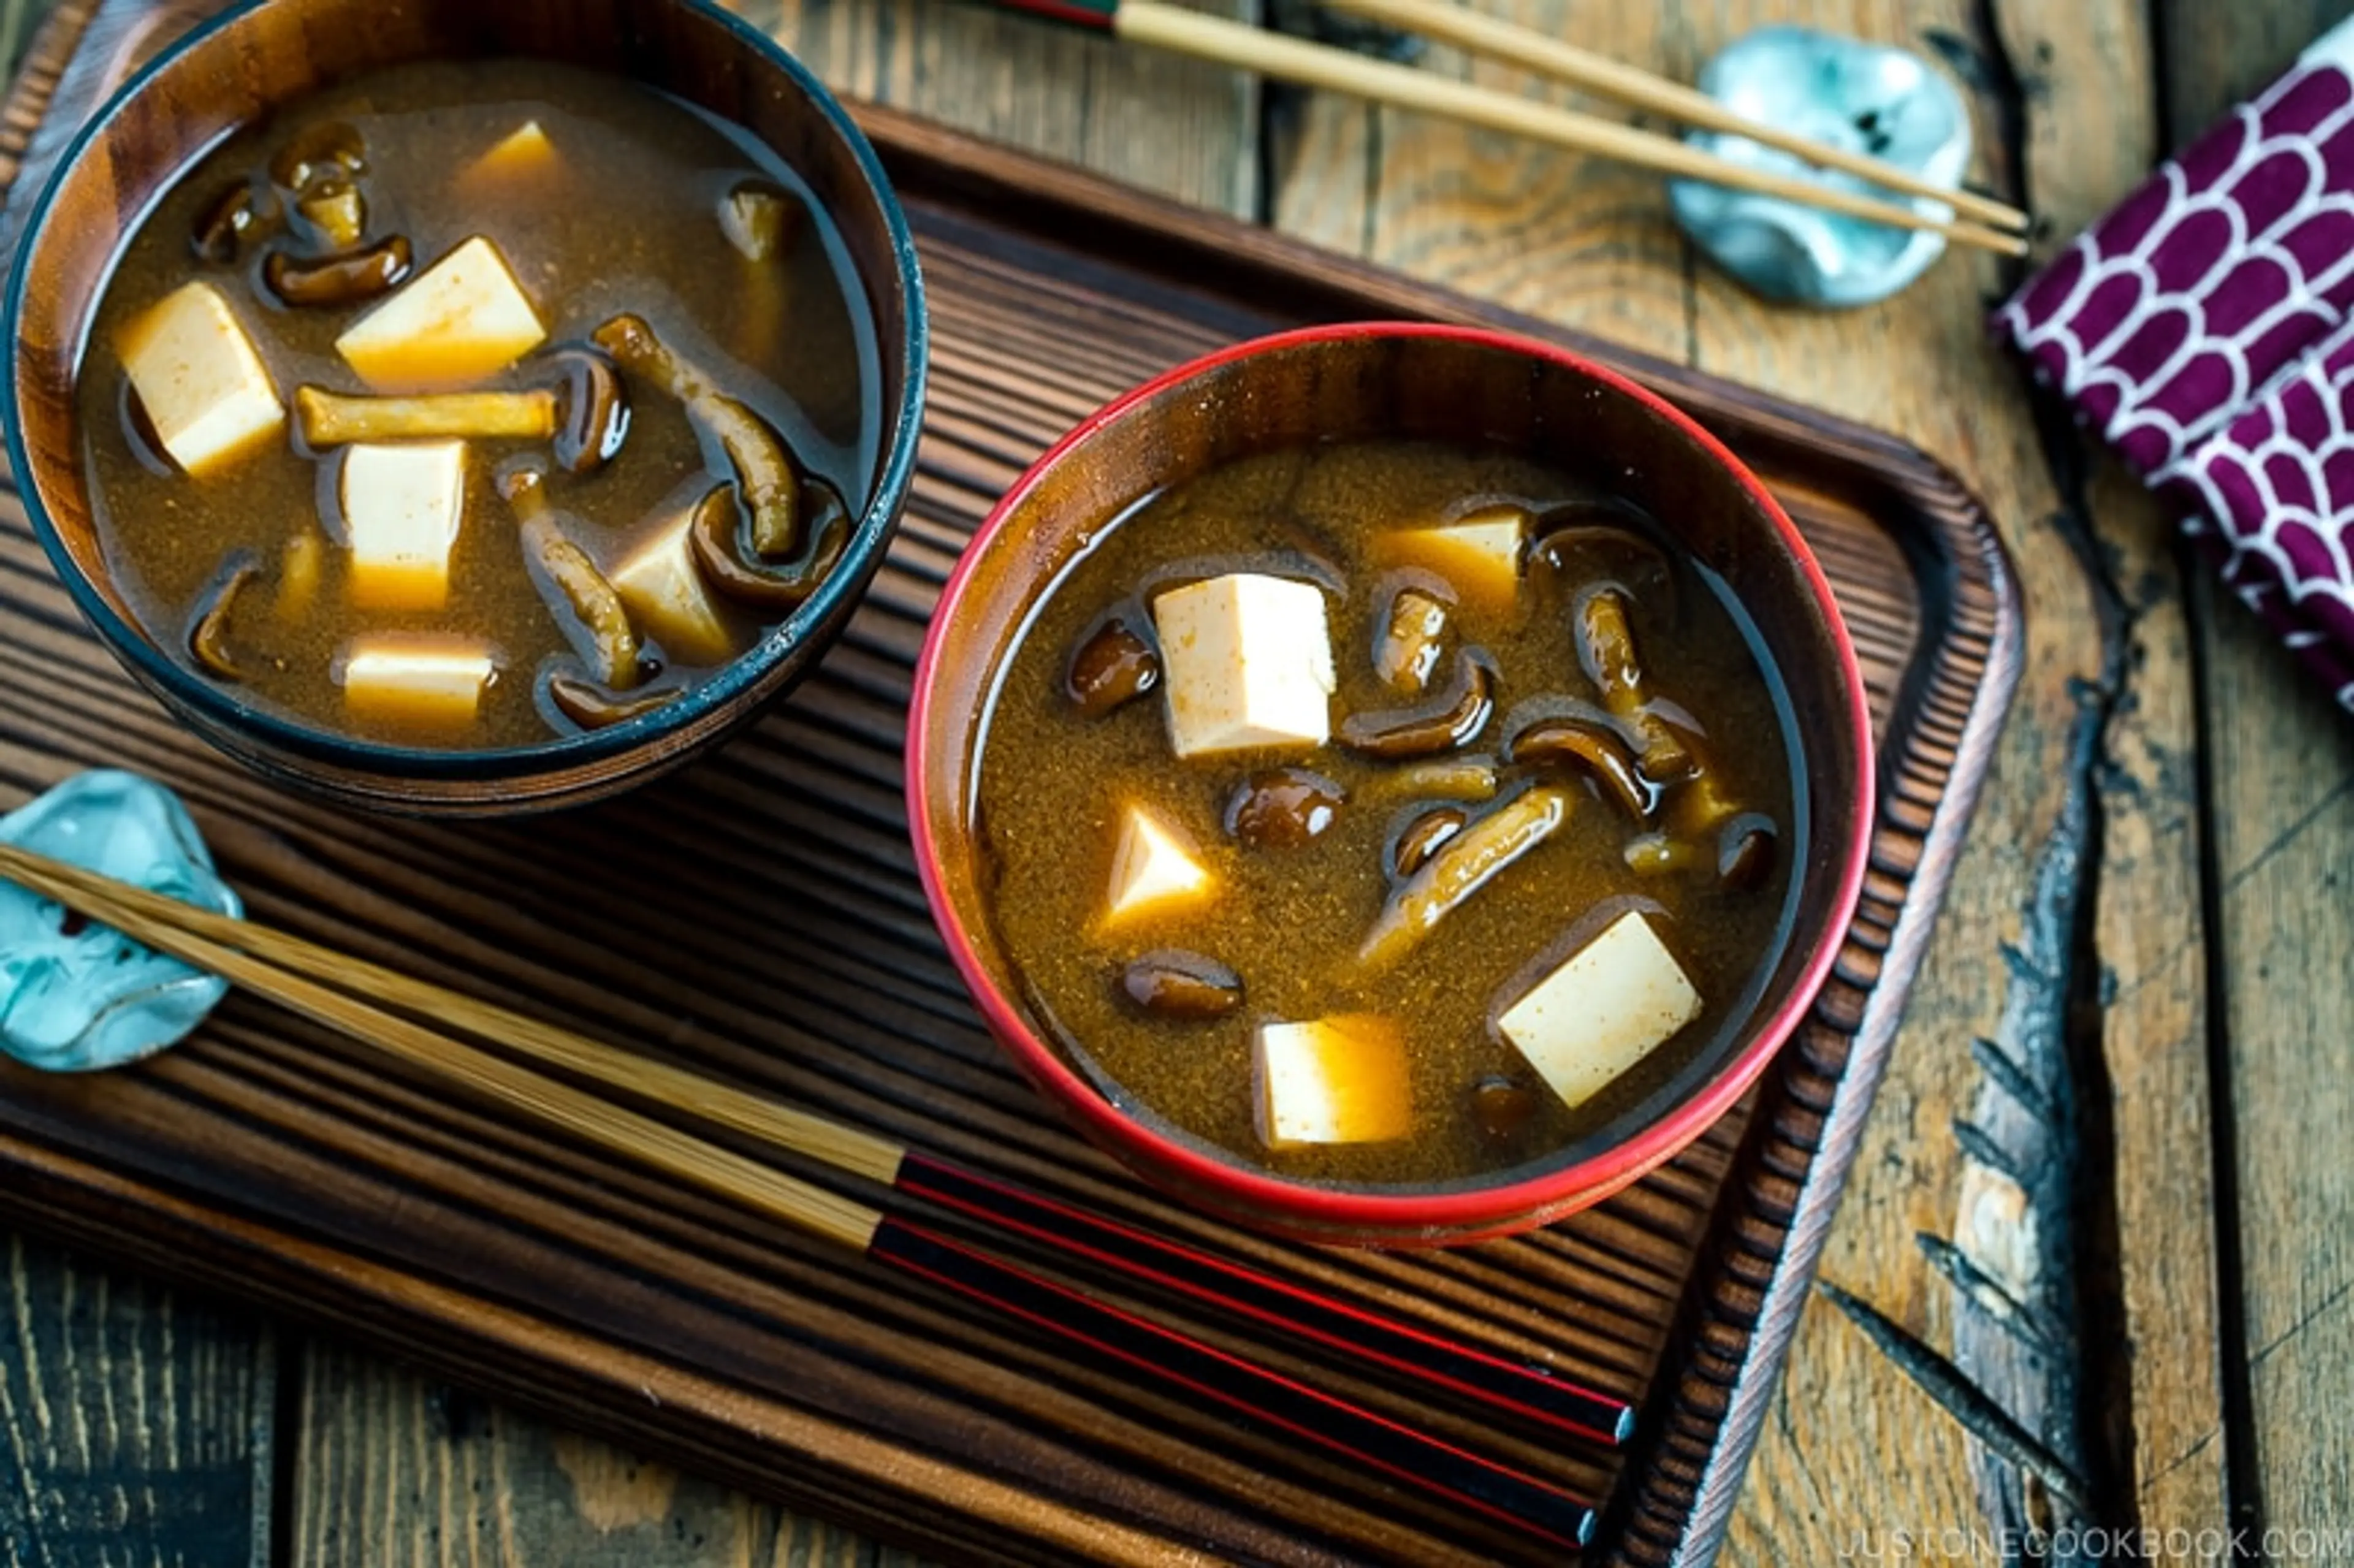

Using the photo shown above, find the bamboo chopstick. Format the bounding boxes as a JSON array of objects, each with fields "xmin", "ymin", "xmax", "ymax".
[
  {"xmin": 0, "ymin": 840, "xmax": 1633, "ymax": 1461},
  {"xmin": 1317, "ymin": 0, "xmax": 2028, "ymax": 234},
  {"xmin": 978, "ymin": 0, "xmax": 2029, "ymax": 257},
  {"xmin": 0, "ymin": 843, "xmax": 907, "ymax": 1184},
  {"xmin": 0, "ymin": 847, "xmax": 887, "ymax": 1248}
]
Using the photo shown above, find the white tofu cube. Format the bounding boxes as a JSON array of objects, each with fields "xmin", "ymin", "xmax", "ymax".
[
  {"xmin": 335, "ymin": 236, "xmax": 547, "ymax": 390},
  {"xmin": 342, "ymin": 633, "xmax": 496, "ymax": 729},
  {"xmin": 342, "ymin": 441, "xmax": 467, "ymax": 611},
  {"xmin": 462, "ymin": 121, "xmax": 558, "ymax": 187},
  {"xmin": 1255, "ymin": 1015, "xmax": 1413, "ymax": 1149},
  {"xmin": 607, "ymin": 500, "xmax": 739, "ymax": 666},
  {"xmin": 1102, "ymin": 803, "xmax": 1214, "ymax": 929},
  {"xmin": 1498, "ymin": 911, "xmax": 1702, "ymax": 1109},
  {"xmin": 1376, "ymin": 505, "xmax": 1527, "ymax": 613},
  {"xmin": 1151, "ymin": 573, "xmax": 1334, "ymax": 759},
  {"xmin": 116, "ymin": 281, "xmax": 283, "ymax": 476}
]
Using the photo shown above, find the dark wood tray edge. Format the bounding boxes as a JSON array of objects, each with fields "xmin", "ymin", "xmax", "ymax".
[
  {"xmin": 859, "ymin": 101, "xmax": 1998, "ymax": 493},
  {"xmin": 1632, "ymin": 519, "xmax": 2021, "ymax": 1565},
  {"xmin": 0, "ymin": 7, "xmax": 2028, "ymax": 1564}
]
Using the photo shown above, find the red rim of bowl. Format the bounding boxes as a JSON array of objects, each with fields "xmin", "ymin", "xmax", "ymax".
[{"xmin": 907, "ymin": 321, "xmax": 1877, "ymax": 1233}]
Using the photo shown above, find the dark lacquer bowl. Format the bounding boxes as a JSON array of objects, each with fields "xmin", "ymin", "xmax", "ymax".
[
  {"xmin": 3, "ymin": 0, "xmax": 925, "ymax": 815},
  {"xmin": 908, "ymin": 323, "xmax": 1875, "ymax": 1247}
]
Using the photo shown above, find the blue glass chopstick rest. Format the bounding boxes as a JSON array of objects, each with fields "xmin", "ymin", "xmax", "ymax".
[
  {"xmin": 1669, "ymin": 27, "xmax": 1972, "ymax": 308},
  {"xmin": 0, "ymin": 771, "xmax": 239, "ymax": 1071}
]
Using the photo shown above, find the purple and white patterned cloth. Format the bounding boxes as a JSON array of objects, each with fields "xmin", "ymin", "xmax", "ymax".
[{"xmin": 1994, "ymin": 19, "xmax": 2354, "ymax": 709}]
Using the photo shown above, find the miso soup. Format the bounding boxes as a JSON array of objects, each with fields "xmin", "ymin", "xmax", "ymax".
[
  {"xmin": 77, "ymin": 57, "xmax": 882, "ymax": 749},
  {"xmin": 975, "ymin": 440, "xmax": 1803, "ymax": 1187}
]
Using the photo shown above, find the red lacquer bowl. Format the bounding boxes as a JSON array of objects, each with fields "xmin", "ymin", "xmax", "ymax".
[{"xmin": 907, "ymin": 324, "xmax": 1874, "ymax": 1247}]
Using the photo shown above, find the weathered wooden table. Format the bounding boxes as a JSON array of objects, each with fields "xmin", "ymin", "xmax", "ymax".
[{"xmin": 4, "ymin": 0, "xmax": 2347, "ymax": 1562}]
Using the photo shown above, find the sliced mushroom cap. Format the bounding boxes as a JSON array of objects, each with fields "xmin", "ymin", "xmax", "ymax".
[
  {"xmin": 1574, "ymin": 584, "xmax": 1642, "ymax": 701},
  {"xmin": 1064, "ymin": 612, "xmax": 1159, "ymax": 718},
  {"xmin": 687, "ymin": 479, "xmax": 850, "ymax": 612},
  {"xmin": 186, "ymin": 554, "xmax": 261, "ymax": 680},
  {"xmin": 1389, "ymin": 802, "xmax": 1468, "ymax": 880},
  {"xmin": 1469, "ymin": 1075, "xmax": 1538, "ymax": 1140},
  {"xmin": 547, "ymin": 345, "xmax": 630, "ymax": 474},
  {"xmin": 547, "ymin": 672, "xmax": 679, "ymax": 731},
  {"xmin": 1118, "ymin": 950, "xmax": 1244, "ymax": 1019},
  {"xmin": 1225, "ymin": 768, "xmax": 1346, "ymax": 849},
  {"xmin": 265, "ymin": 235, "xmax": 411, "ymax": 308},
  {"xmin": 1373, "ymin": 584, "xmax": 1450, "ymax": 695},
  {"xmin": 1716, "ymin": 813, "xmax": 1778, "ymax": 890},
  {"xmin": 1338, "ymin": 647, "xmax": 1495, "ymax": 759},
  {"xmin": 192, "ymin": 183, "xmax": 280, "ymax": 267},
  {"xmin": 1529, "ymin": 501, "xmax": 1675, "ymax": 602},
  {"xmin": 1507, "ymin": 712, "xmax": 1658, "ymax": 821}
]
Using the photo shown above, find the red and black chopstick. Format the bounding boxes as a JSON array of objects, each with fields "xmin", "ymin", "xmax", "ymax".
[
  {"xmin": 897, "ymin": 1151, "xmax": 1634, "ymax": 1445},
  {"xmin": 869, "ymin": 1216, "xmax": 1595, "ymax": 1549},
  {"xmin": 0, "ymin": 843, "xmax": 1625, "ymax": 1552}
]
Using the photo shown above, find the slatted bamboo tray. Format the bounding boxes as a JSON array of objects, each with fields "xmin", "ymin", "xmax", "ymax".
[{"xmin": 0, "ymin": 2, "xmax": 2020, "ymax": 1562}]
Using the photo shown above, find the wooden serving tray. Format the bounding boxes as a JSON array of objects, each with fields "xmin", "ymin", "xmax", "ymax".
[{"xmin": 0, "ymin": 2, "xmax": 2020, "ymax": 1563}]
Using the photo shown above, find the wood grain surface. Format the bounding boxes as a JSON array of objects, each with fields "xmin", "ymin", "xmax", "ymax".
[
  {"xmin": 2158, "ymin": 6, "xmax": 2354, "ymax": 1553},
  {"xmin": 292, "ymin": 1344, "xmax": 925, "ymax": 1568},
  {"xmin": 0, "ymin": 1237, "xmax": 273, "ymax": 1568},
  {"xmin": 0, "ymin": 1, "xmax": 2017, "ymax": 1563},
  {"xmin": 1982, "ymin": 6, "xmax": 2231, "ymax": 1558},
  {"xmin": 24, "ymin": 0, "xmax": 2352, "ymax": 1563}
]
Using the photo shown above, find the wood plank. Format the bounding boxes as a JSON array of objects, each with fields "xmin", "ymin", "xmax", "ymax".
[
  {"xmin": 283, "ymin": 2, "xmax": 1257, "ymax": 1564},
  {"xmin": 1986, "ymin": 0, "xmax": 2230, "ymax": 1550},
  {"xmin": 0, "ymin": 1232, "xmax": 273, "ymax": 1568},
  {"xmin": 1270, "ymin": 0, "xmax": 2226, "ymax": 1559},
  {"xmin": 737, "ymin": 0, "xmax": 1258, "ymax": 214},
  {"xmin": 2159, "ymin": 0, "xmax": 2354, "ymax": 1550},
  {"xmin": 1269, "ymin": 0, "xmax": 1686, "ymax": 359},
  {"xmin": 2195, "ymin": 595, "xmax": 2354, "ymax": 1543},
  {"xmin": 2080, "ymin": 457, "xmax": 2232, "ymax": 1552},
  {"xmin": 291, "ymin": 1345, "xmax": 926, "ymax": 1567}
]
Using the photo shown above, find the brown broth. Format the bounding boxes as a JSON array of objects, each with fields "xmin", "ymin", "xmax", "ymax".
[
  {"xmin": 976, "ymin": 441, "xmax": 1803, "ymax": 1188},
  {"xmin": 77, "ymin": 58, "xmax": 880, "ymax": 749}
]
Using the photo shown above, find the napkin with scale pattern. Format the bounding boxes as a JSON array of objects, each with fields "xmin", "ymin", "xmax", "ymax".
[{"xmin": 1994, "ymin": 17, "xmax": 2354, "ymax": 707}]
